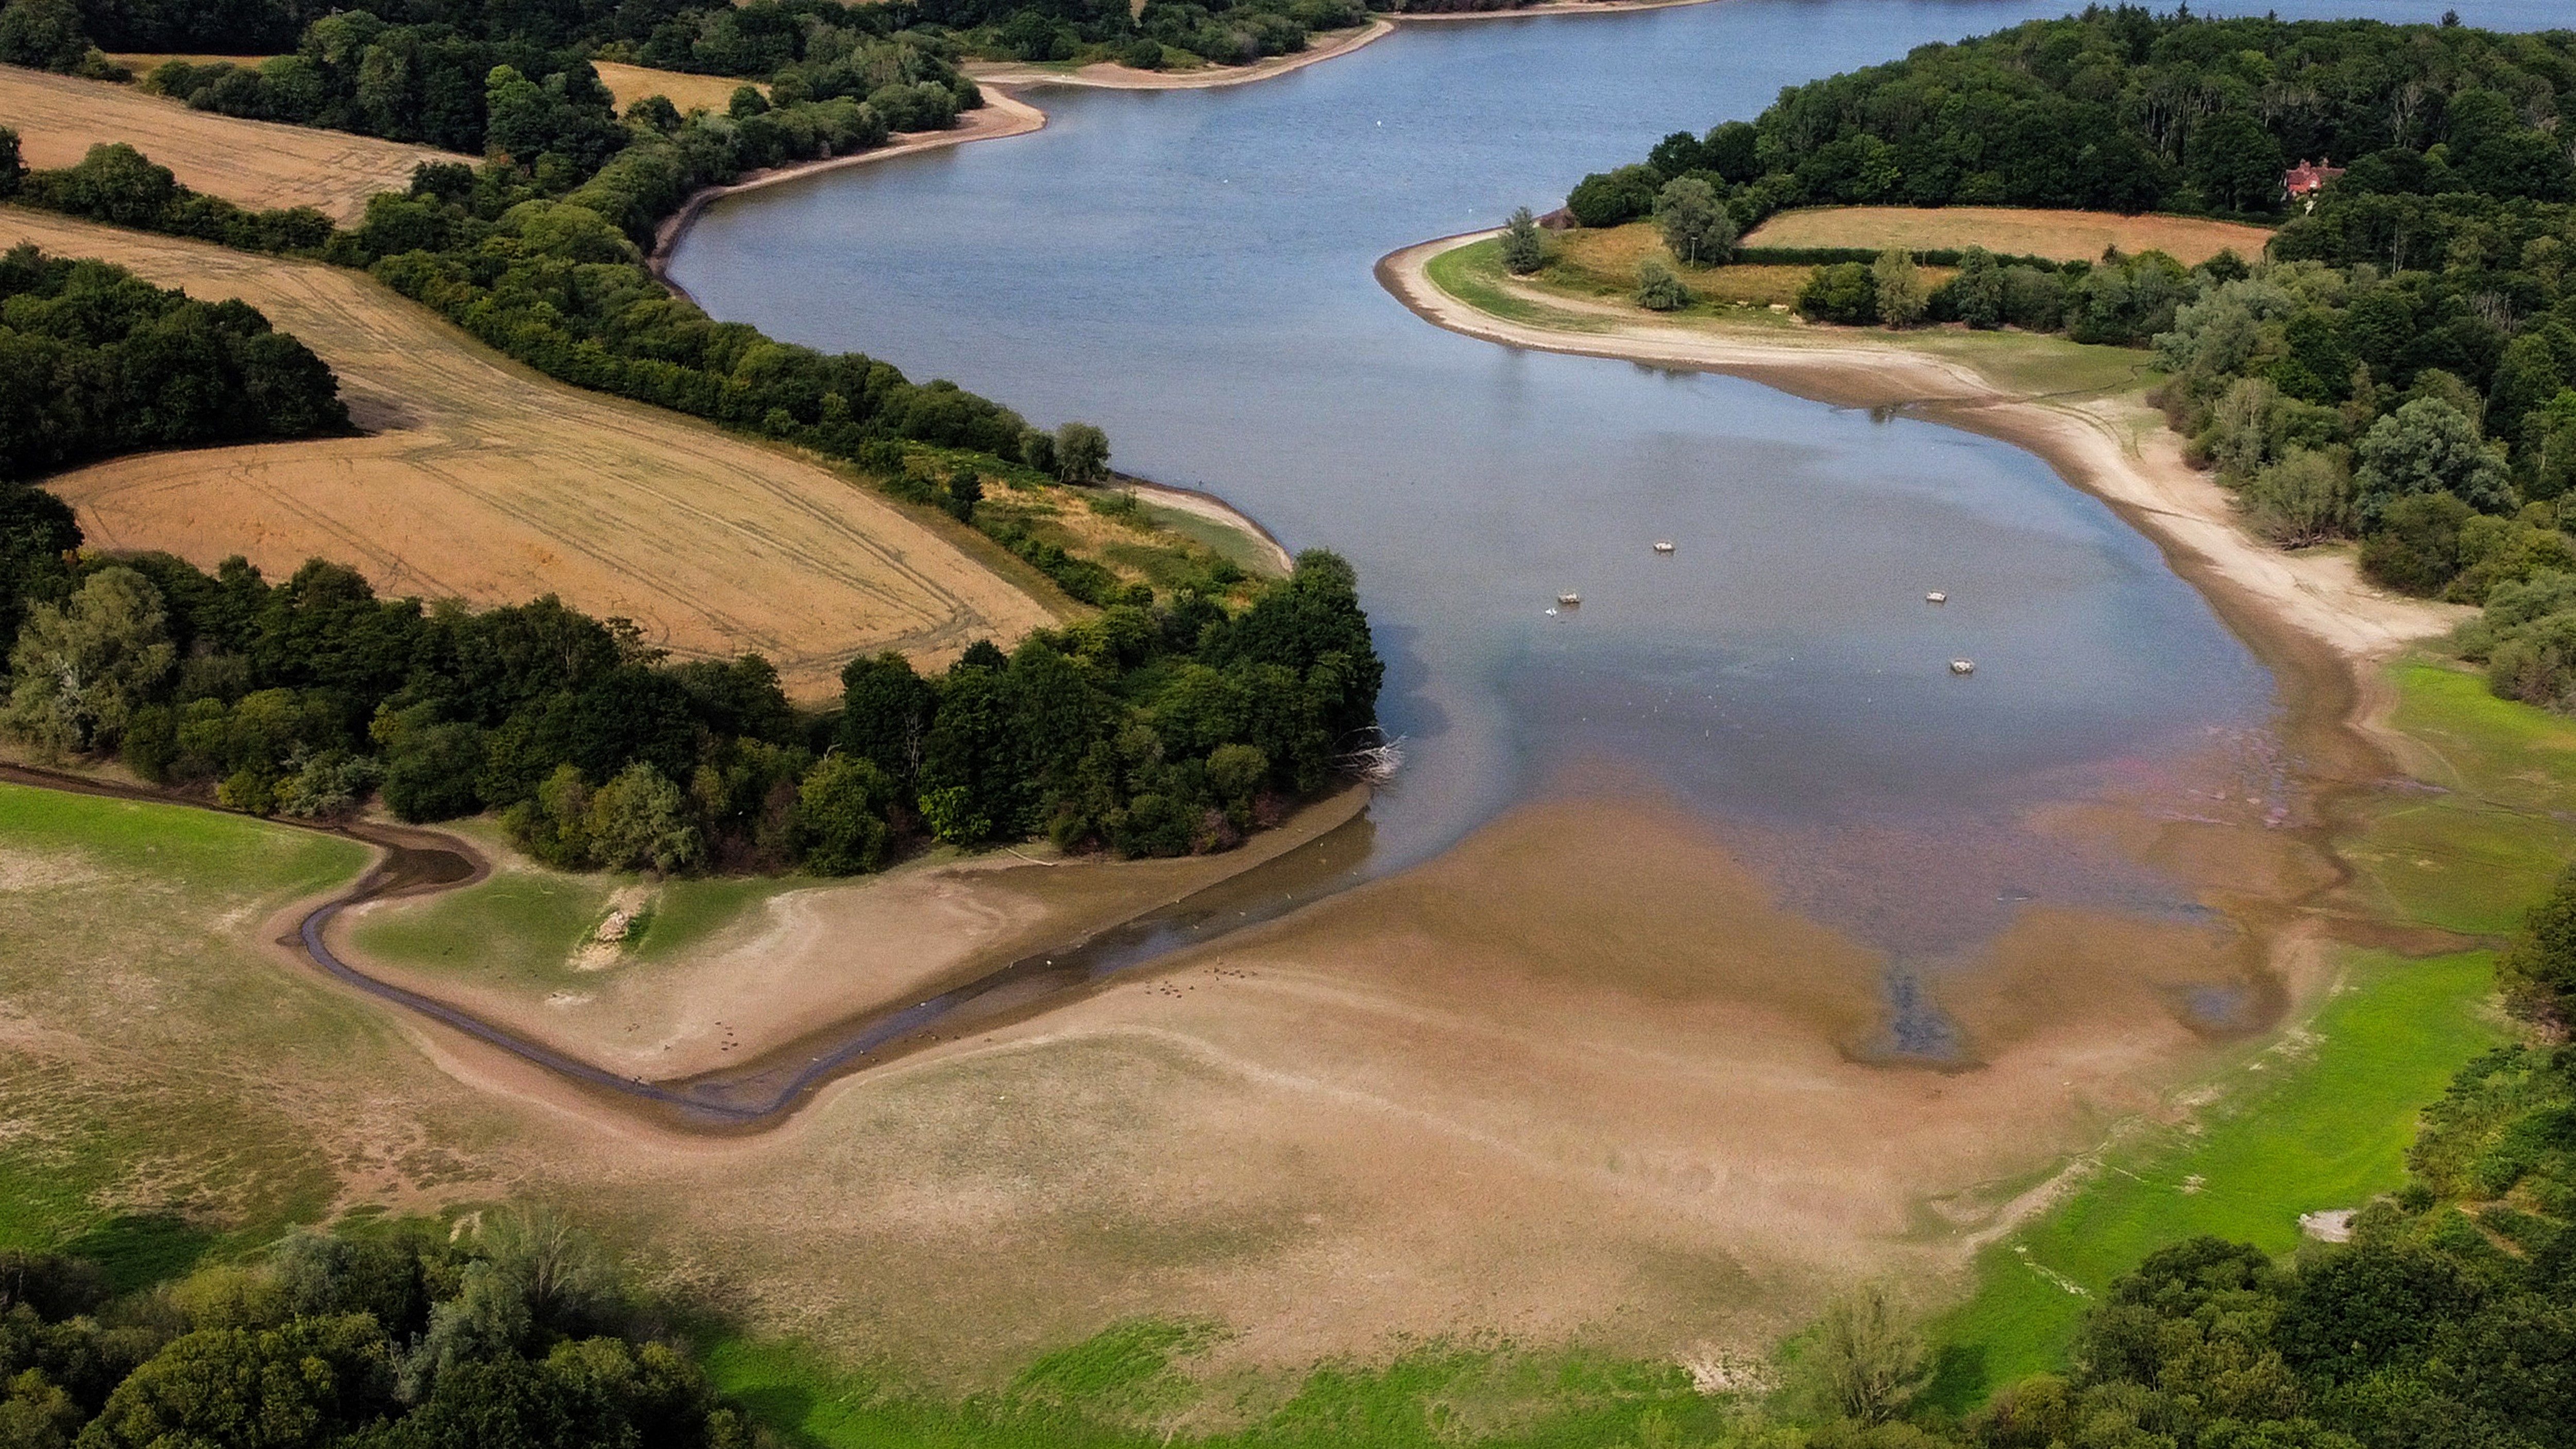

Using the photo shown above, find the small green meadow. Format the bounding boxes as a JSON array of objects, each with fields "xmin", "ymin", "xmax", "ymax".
[
  {"xmin": 699, "ymin": 1324, "xmax": 1728, "ymax": 1449},
  {"xmin": 1924, "ymin": 946, "xmax": 2503, "ymax": 1405},
  {"xmin": 347, "ymin": 845, "xmax": 803, "ymax": 992},
  {"xmin": 0, "ymin": 783, "xmax": 371, "ymax": 1281}
]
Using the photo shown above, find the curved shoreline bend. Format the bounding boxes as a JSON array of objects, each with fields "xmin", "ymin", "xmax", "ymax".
[
  {"xmin": 648, "ymin": 0, "xmax": 1727, "ymax": 279},
  {"xmin": 1375, "ymin": 231, "xmax": 2464, "ymax": 702}
]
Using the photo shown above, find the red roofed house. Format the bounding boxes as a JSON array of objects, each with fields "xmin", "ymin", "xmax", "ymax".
[{"xmin": 2283, "ymin": 158, "xmax": 2346, "ymax": 210}]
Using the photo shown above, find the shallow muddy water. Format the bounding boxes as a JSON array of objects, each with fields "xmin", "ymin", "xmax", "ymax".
[{"xmin": 667, "ymin": 0, "xmax": 2553, "ymax": 1049}]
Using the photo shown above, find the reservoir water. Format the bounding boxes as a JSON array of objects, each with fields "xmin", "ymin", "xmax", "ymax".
[{"xmin": 668, "ymin": 0, "xmax": 2557, "ymax": 1025}]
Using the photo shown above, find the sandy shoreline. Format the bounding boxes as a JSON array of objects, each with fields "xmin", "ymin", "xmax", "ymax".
[
  {"xmin": 647, "ymin": 87, "xmax": 1049, "ymax": 304},
  {"xmin": 967, "ymin": 19, "xmax": 1396, "ymax": 91},
  {"xmin": 1377, "ymin": 231, "xmax": 2465, "ymax": 683}
]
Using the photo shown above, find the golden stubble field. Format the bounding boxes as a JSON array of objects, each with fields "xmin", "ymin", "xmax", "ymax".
[
  {"xmin": 1743, "ymin": 206, "xmax": 2278, "ymax": 265},
  {"xmin": 5, "ymin": 210, "xmax": 1062, "ymax": 697},
  {"xmin": 591, "ymin": 61, "xmax": 765, "ymax": 116},
  {"xmin": 0, "ymin": 63, "xmax": 473, "ymax": 223}
]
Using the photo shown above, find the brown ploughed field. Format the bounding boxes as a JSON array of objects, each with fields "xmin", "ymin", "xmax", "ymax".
[
  {"xmin": 4, "ymin": 210, "xmax": 1062, "ymax": 698},
  {"xmin": 1743, "ymin": 206, "xmax": 2276, "ymax": 264},
  {"xmin": 0, "ymin": 63, "xmax": 473, "ymax": 223}
]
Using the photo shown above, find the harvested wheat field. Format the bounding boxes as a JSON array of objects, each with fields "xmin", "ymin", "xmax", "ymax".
[
  {"xmin": 591, "ymin": 61, "xmax": 765, "ymax": 116},
  {"xmin": 1743, "ymin": 205, "xmax": 2276, "ymax": 265},
  {"xmin": 0, "ymin": 63, "xmax": 472, "ymax": 224},
  {"xmin": 4, "ymin": 209, "xmax": 1061, "ymax": 697}
]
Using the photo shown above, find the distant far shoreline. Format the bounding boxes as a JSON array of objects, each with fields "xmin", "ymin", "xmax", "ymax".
[{"xmin": 653, "ymin": 0, "xmax": 1723, "ymax": 273}]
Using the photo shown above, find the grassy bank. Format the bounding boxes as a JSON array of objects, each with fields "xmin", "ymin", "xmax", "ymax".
[
  {"xmin": 699, "ymin": 1325, "xmax": 1723, "ymax": 1449},
  {"xmin": 348, "ymin": 831, "xmax": 804, "ymax": 991},
  {"xmin": 1925, "ymin": 946, "xmax": 2503, "ymax": 1404},
  {"xmin": 1430, "ymin": 232, "xmax": 2154, "ymax": 402},
  {"xmin": 2347, "ymin": 661, "xmax": 2576, "ymax": 935},
  {"xmin": 1927, "ymin": 658, "xmax": 2575, "ymax": 1400},
  {"xmin": 0, "ymin": 784, "xmax": 372, "ymax": 1282}
]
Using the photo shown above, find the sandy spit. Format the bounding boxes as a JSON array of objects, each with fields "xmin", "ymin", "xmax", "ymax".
[
  {"xmin": 1377, "ymin": 230, "xmax": 2465, "ymax": 675},
  {"xmin": 1116, "ymin": 477, "xmax": 1297, "ymax": 575}
]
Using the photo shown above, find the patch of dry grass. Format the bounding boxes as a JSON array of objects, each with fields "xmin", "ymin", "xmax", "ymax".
[
  {"xmin": 591, "ymin": 61, "xmax": 765, "ymax": 116},
  {"xmin": 0, "ymin": 62, "xmax": 472, "ymax": 223},
  {"xmin": 0, "ymin": 783, "xmax": 527, "ymax": 1259},
  {"xmin": 5, "ymin": 209, "xmax": 1063, "ymax": 699},
  {"xmin": 105, "ymin": 53, "xmax": 277, "ymax": 71},
  {"xmin": 1743, "ymin": 206, "xmax": 2276, "ymax": 265},
  {"xmin": 1548, "ymin": 224, "xmax": 1951, "ymax": 309}
]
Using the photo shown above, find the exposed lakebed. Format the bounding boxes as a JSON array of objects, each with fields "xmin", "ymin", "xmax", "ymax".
[{"xmin": 662, "ymin": 0, "xmax": 2550, "ymax": 1066}]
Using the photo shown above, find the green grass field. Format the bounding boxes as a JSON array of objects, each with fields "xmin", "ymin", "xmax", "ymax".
[
  {"xmin": 2343, "ymin": 662, "xmax": 2576, "ymax": 936},
  {"xmin": 0, "ymin": 784, "xmax": 376, "ymax": 1281},
  {"xmin": 700, "ymin": 1325, "xmax": 1728, "ymax": 1449},
  {"xmin": 1422, "ymin": 239, "xmax": 1605, "ymax": 330},
  {"xmin": 1924, "ymin": 947, "xmax": 2504, "ymax": 1404},
  {"xmin": 348, "ymin": 848, "xmax": 802, "ymax": 992}
]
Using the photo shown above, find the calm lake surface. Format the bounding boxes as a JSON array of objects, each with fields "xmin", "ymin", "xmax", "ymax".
[{"xmin": 670, "ymin": 0, "xmax": 2558, "ymax": 974}]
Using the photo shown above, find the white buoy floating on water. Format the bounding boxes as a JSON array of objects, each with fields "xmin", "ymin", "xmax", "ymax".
[
  {"xmin": 1652, "ymin": 540, "xmax": 1676, "ymax": 554},
  {"xmin": 1926, "ymin": 591, "xmax": 1948, "ymax": 604},
  {"xmin": 1950, "ymin": 659, "xmax": 1976, "ymax": 676}
]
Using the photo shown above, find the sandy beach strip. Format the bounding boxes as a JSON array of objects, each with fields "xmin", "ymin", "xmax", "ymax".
[{"xmin": 967, "ymin": 19, "xmax": 1395, "ymax": 91}]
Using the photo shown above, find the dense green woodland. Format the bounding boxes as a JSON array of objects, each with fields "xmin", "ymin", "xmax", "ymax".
[
  {"xmin": 1571, "ymin": 7, "xmax": 2576, "ymax": 228},
  {"xmin": 0, "ymin": 1209, "xmax": 755, "ymax": 1448},
  {"xmin": 0, "ymin": 242, "xmax": 346, "ymax": 483},
  {"xmin": 0, "ymin": 467, "xmax": 1380, "ymax": 869}
]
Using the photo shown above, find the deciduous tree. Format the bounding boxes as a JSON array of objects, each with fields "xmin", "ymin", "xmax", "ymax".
[
  {"xmin": 6, "ymin": 566, "xmax": 174, "ymax": 754},
  {"xmin": 1653, "ymin": 177, "xmax": 1734, "ymax": 265}
]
